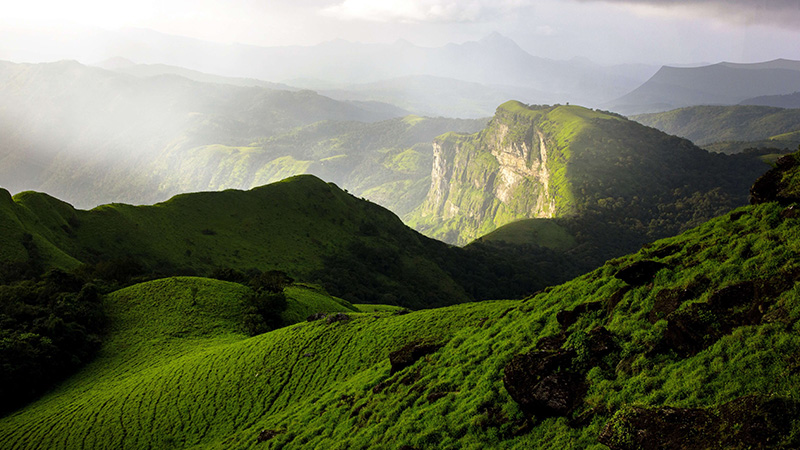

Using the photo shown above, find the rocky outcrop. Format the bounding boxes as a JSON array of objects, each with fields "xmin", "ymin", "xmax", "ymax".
[
  {"xmin": 598, "ymin": 396, "xmax": 800, "ymax": 450},
  {"xmin": 409, "ymin": 102, "xmax": 571, "ymax": 244},
  {"xmin": 503, "ymin": 326, "xmax": 619, "ymax": 420},
  {"xmin": 389, "ymin": 341, "xmax": 443, "ymax": 374}
]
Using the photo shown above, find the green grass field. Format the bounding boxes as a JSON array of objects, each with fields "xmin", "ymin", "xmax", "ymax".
[{"xmin": 3, "ymin": 198, "xmax": 800, "ymax": 449}]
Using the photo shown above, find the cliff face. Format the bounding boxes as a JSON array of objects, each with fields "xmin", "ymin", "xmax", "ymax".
[{"xmin": 408, "ymin": 101, "xmax": 578, "ymax": 244}]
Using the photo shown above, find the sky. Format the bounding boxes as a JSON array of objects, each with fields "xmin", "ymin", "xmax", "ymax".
[{"xmin": 1, "ymin": 0, "xmax": 799, "ymax": 65}]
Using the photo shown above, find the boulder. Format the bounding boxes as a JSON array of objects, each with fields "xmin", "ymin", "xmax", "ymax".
[
  {"xmin": 599, "ymin": 396, "xmax": 799, "ymax": 450},
  {"xmin": 389, "ymin": 341, "xmax": 443, "ymax": 374},
  {"xmin": 615, "ymin": 260, "xmax": 668, "ymax": 285},
  {"xmin": 503, "ymin": 350, "xmax": 586, "ymax": 418}
]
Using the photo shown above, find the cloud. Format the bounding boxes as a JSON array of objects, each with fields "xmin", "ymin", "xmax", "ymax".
[
  {"xmin": 321, "ymin": 0, "xmax": 531, "ymax": 23},
  {"xmin": 577, "ymin": 0, "xmax": 800, "ymax": 28}
]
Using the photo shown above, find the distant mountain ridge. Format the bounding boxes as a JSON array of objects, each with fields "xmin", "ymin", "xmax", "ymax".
[
  {"xmin": 0, "ymin": 59, "xmax": 408, "ymax": 208},
  {"xmin": 53, "ymin": 28, "xmax": 657, "ymax": 110},
  {"xmin": 610, "ymin": 59, "xmax": 800, "ymax": 115},
  {"xmin": 741, "ymin": 91, "xmax": 800, "ymax": 109},
  {"xmin": 632, "ymin": 105, "xmax": 800, "ymax": 147}
]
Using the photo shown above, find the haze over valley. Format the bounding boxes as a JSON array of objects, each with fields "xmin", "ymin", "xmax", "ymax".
[{"xmin": 2, "ymin": 1, "xmax": 800, "ymax": 449}]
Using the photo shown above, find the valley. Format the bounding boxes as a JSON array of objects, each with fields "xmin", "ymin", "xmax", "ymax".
[{"xmin": 3, "ymin": 11, "xmax": 800, "ymax": 448}]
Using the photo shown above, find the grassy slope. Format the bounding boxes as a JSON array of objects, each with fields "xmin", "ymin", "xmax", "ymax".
[
  {"xmin": 159, "ymin": 116, "xmax": 486, "ymax": 218},
  {"xmin": 0, "ymin": 188, "xmax": 82, "ymax": 270},
  {"xmin": 632, "ymin": 105, "xmax": 800, "ymax": 147},
  {"xmin": 3, "ymin": 199, "xmax": 800, "ymax": 449},
  {"xmin": 473, "ymin": 218, "xmax": 577, "ymax": 250},
  {"xmin": 281, "ymin": 283, "xmax": 358, "ymax": 324},
  {"xmin": 4, "ymin": 175, "xmax": 469, "ymax": 307}
]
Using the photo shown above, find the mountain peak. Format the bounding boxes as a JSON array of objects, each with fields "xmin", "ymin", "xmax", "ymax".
[{"xmin": 479, "ymin": 31, "xmax": 515, "ymax": 46}]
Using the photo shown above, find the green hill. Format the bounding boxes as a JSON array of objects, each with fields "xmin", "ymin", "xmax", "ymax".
[
  {"xmin": 0, "ymin": 59, "xmax": 487, "ymax": 217},
  {"xmin": 0, "ymin": 175, "xmax": 469, "ymax": 309},
  {"xmin": 3, "ymin": 155, "xmax": 800, "ymax": 449},
  {"xmin": 632, "ymin": 105, "xmax": 800, "ymax": 148},
  {"xmin": 407, "ymin": 101, "xmax": 770, "ymax": 246}
]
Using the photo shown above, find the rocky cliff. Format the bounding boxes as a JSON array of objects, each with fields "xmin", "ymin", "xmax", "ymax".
[
  {"xmin": 407, "ymin": 101, "xmax": 608, "ymax": 244},
  {"xmin": 407, "ymin": 100, "xmax": 771, "ymax": 246}
]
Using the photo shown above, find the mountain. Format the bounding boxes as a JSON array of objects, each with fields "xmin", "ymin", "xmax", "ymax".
[
  {"xmin": 30, "ymin": 28, "xmax": 655, "ymax": 107},
  {"xmin": 0, "ymin": 175, "xmax": 470, "ymax": 309},
  {"xmin": 155, "ymin": 115, "xmax": 487, "ymax": 217},
  {"xmin": 95, "ymin": 57, "xmax": 299, "ymax": 91},
  {"xmin": 0, "ymin": 59, "xmax": 411, "ymax": 208},
  {"xmin": 632, "ymin": 105, "xmax": 800, "ymax": 147},
  {"xmin": 406, "ymin": 101, "xmax": 771, "ymax": 247},
  {"xmin": 3, "ymin": 153, "xmax": 800, "ymax": 449},
  {"xmin": 316, "ymin": 75, "xmax": 554, "ymax": 119},
  {"xmin": 610, "ymin": 59, "xmax": 800, "ymax": 115},
  {"xmin": 741, "ymin": 91, "xmax": 800, "ymax": 109}
]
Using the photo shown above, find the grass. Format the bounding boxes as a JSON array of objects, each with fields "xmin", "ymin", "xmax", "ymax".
[
  {"xmin": 3, "ymin": 199, "xmax": 800, "ymax": 449},
  {"xmin": 281, "ymin": 283, "xmax": 359, "ymax": 324},
  {"xmin": 2, "ymin": 175, "xmax": 471, "ymax": 307},
  {"xmin": 474, "ymin": 218, "xmax": 577, "ymax": 250}
]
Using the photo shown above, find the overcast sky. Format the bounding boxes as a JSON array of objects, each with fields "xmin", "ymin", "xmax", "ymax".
[{"xmin": 1, "ymin": 0, "xmax": 799, "ymax": 65}]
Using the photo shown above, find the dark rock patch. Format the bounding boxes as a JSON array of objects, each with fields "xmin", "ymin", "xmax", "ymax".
[
  {"xmin": 648, "ymin": 278, "xmax": 708, "ymax": 324},
  {"xmin": 306, "ymin": 313, "xmax": 327, "ymax": 322},
  {"xmin": 615, "ymin": 260, "xmax": 668, "ymax": 285},
  {"xmin": 646, "ymin": 243, "xmax": 682, "ymax": 258},
  {"xmin": 325, "ymin": 312, "xmax": 351, "ymax": 324},
  {"xmin": 598, "ymin": 396, "xmax": 800, "ymax": 450},
  {"xmin": 584, "ymin": 326, "xmax": 618, "ymax": 366},
  {"xmin": 503, "ymin": 350, "xmax": 586, "ymax": 419},
  {"xmin": 729, "ymin": 210, "xmax": 748, "ymax": 221},
  {"xmin": 781, "ymin": 205, "xmax": 800, "ymax": 218},
  {"xmin": 660, "ymin": 303, "xmax": 717, "ymax": 356},
  {"xmin": 427, "ymin": 391, "xmax": 448, "ymax": 403},
  {"xmin": 535, "ymin": 334, "xmax": 566, "ymax": 351},
  {"xmin": 605, "ymin": 286, "xmax": 631, "ymax": 315},
  {"xmin": 557, "ymin": 301, "xmax": 604, "ymax": 329},
  {"xmin": 657, "ymin": 279, "xmax": 790, "ymax": 356},
  {"xmin": 256, "ymin": 429, "xmax": 284, "ymax": 443},
  {"xmin": 389, "ymin": 341, "xmax": 443, "ymax": 374}
]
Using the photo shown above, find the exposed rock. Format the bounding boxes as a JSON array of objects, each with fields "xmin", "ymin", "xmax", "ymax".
[
  {"xmin": 648, "ymin": 278, "xmax": 708, "ymax": 324},
  {"xmin": 503, "ymin": 350, "xmax": 586, "ymax": 418},
  {"xmin": 614, "ymin": 260, "xmax": 668, "ymax": 285},
  {"xmin": 556, "ymin": 301, "xmax": 604, "ymax": 329},
  {"xmin": 306, "ymin": 313, "xmax": 327, "ymax": 322},
  {"xmin": 658, "ymin": 279, "xmax": 781, "ymax": 356},
  {"xmin": 598, "ymin": 396, "xmax": 800, "ymax": 450},
  {"xmin": 325, "ymin": 312, "xmax": 352, "ymax": 324},
  {"xmin": 660, "ymin": 303, "xmax": 717, "ymax": 357},
  {"xmin": 598, "ymin": 405, "xmax": 716, "ymax": 450},
  {"xmin": 605, "ymin": 287, "xmax": 631, "ymax": 314},
  {"xmin": 256, "ymin": 429, "xmax": 283, "ymax": 443},
  {"xmin": 585, "ymin": 326, "xmax": 618, "ymax": 365},
  {"xmin": 389, "ymin": 341, "xmax": 443, "ymax": 374},
  {"xmin": 646, "ymin": 243, "xmax": 681, "ymax": 258},
  {"xmin": 781, "ymin": 205, "xmax": 800, "ymax": 218},
  {"xmin": 535, "ymin": 334, "xmax": 566, "ymax": 351}
]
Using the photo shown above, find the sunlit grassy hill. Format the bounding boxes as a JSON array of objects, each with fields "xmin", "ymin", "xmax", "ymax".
[
  {"xmin": 3, "ymin": 156, "xmax": 800, "ymax": 449},
  {"xmin": 632, "ymin": 105, "xmax": 800, "ymax": 148},
  {"xmin": 1, "ymin": 175, "xmax": 469, "ymax": 308}
]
